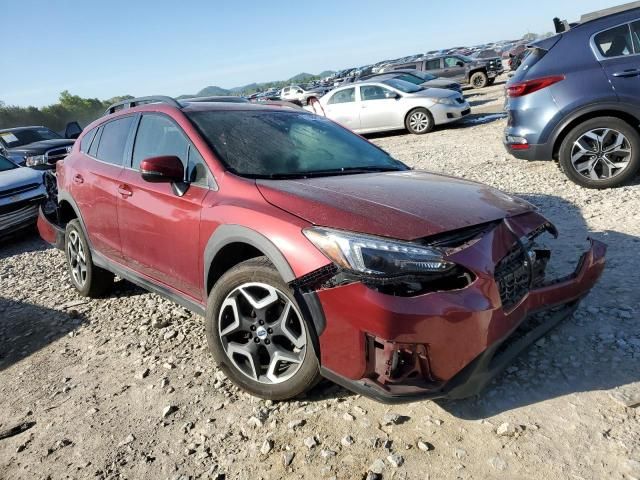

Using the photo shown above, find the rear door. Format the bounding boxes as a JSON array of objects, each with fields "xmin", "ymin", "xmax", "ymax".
[
  {"xmin": 593, "ymin": 21, "xmax": 640, "ymax": 105},
  {"xmin": 117, "ymin": 113, "xmax": 211, "ymax": 301},
  {"xmin": 72, "ymin": 116, "xmax": 135, "ymax": 261},
  {"xmin": 322, "ymin": 87, "xmax": 360, "ymax": 131},
  {"xmin": 358, "ymin": 85, "xmax": 402, "ymax": 131},
  {"xmin": 423, "ymin": 58, "xmax": 443, "ymax": 76}
]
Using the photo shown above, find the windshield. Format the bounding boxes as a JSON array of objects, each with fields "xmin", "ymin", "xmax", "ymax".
[
  {"xmin": 394, "ymin": 74, "xmax": 424, "ymax": 85},
  {"xmin": 410, "ymin": 71, "xmax": 436, "ymax": 81},
  {"xmin": 0, "ymin": 127, "xmax": 62, "ymax": 148},
  {"xmin": 0, "ymin": 155, "xmax": 17, "ymax": 171},
  {"xmin": 457, "ymin": 55, "xmax": 473, "ymax": 63},
  {"xmin": 381, "ymin": 78, "xmax": 423, "ymax": 93},
  {"xmin": 187, "ymin": 110, "xmax": 408, "ymax": 178}
]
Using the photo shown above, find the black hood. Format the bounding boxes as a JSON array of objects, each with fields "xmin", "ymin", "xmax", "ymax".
[{"xmin": 8, "ymin": 138, "xmax": 75, "ymax": 155}]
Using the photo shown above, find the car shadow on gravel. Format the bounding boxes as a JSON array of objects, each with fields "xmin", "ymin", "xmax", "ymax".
[
  {"xmin": 436, "ymin": 193, "xmax": 640, "ymax": 419},
  {"xmin": 0, "ymin": 230, "xmax": 50, "ymax": 260},
  {"xmin": 0, "ymin": 297, "xmax": 88, "ymax": 373}
]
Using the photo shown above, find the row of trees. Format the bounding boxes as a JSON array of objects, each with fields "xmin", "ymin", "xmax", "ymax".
[{"xmin": 0, "ymin": 91, "xmax": 133, "ymax": 133}]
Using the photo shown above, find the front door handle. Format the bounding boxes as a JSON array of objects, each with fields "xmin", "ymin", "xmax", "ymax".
[
  {"xmin": 118, "ymin": 184, "xmax": 133, "ymax": 198},
  {"xmin": 612, "ymin": 68, "xmax": 640, "ymax": 77},
  {"xmin": 73, "ymin": 174, "xmax": 84, "ymax": 184}
]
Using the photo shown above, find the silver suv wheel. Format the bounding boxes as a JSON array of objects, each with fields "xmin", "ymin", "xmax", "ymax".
[
  {"xmin": 571, "ymin": 128, "xmax": 631, "ymax": 180},
  {"xmin": 218, "ymin": 282, "xmax": 307, "ymax": 385},
  {"xmin": 67, "ymin": 230, "xmax": 87, "ymax": 287}
]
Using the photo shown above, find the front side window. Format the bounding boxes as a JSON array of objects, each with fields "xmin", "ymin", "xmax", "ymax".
[
  {"xmin": 95, "ymin": 117, "xmax": 135, "ymax": 166},
  {"xmin": 595, "ymin": 24, "xmax": 634, "ymax": 58},
  {"xmin": 187, "ymin": 110, "xmax": 407, "ymax": 178},
  {"xmin": 327, "ymin": 88, "xmax": 355, "ymax": 104},
  {"xmin": 187, "ymin": 146, "xmax": 211, "ymax": 187},
  {"xmin": 444, "ymin": 57, "xmax": 460, "ymax": 68},
  {"xmin": 132, "ymin": 115, "xmax": 188, "ymax": 170},
  {"xmin": 360, "ymin": 85, "xmax": 394, "ymax": 101}
]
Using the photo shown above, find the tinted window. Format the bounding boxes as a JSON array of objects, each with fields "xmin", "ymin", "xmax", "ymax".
[
  {"xmin": 0, "ymin": 155, "xmax": 17, "ymax": 171},
  {"xmin": 95, "ymin": 117, "xmax": 134, "ymax": 165},
  {"xmin": 360, "ymin": 85, "xmax": 394, "ymax": 101},
  {"xmin": 425, "ymin": 59, "xmax": 441, "ymax": 70},
  {"xmin": 327, "ymin": 88, "xmax": 355, "ymax": 104},
  {"xmin": 80, "ymin": 127, "xmax": 97, "ymax": 153},
  {"xmin": 132, "ymin": 115, "xmax": 188, "ymax": 170},
  {"xmin": 187, "ymin": 110, "xmax": 406, "ymax": 178},
  {"xmin": 382, "ymin": 79, "xmax": 422, "ymax": 93},
  {"xmin": 632, "ymin": 21, "xmax": 640, "ymax": 53},
  {"xmin": 395, "ymin": 74, "xmax": 423, "ymax": 85},
  {"xmin": 595, "ymin": 24, "xmax": 633, "ymax": 58},
  {"xmin": 0, "ymin": 127, "xmax": 62, "ymax": 148},
  {"xmin": 88, "ymin": 127, "xmax": 102, "ymax": 157}
]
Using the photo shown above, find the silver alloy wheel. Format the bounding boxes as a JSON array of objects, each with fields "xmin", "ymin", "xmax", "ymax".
[
  {"xmin": 67, "ymin": 230, "xmax": 87, "ymax": 287},
  {"xmin": 218, "ymin": 282, "xmax": 307, "ymax": 385},
  {"xmin": 571, "ymin": 128, "xmax": 632, "ymax": 180},
  {"xmin": 409, "ymin": 111, "xmax": 430, "ymax": 133}
]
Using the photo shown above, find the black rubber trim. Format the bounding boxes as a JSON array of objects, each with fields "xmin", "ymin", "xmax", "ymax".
[
  {"xmin": 295, "ymin": 290, "xmax": 326, "ymax": 336},
  {"xmin": 92, "ymin": 250, "xmax": 205, "ymax": 316},
  {"xmin": 320, "ymin": 301, "xmax": 579, "ymax": 404}
]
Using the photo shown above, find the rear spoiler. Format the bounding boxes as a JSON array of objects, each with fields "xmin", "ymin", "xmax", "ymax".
[{"xmin": 554, "ymin": 1, "xmax": 640, "ymax": 33}]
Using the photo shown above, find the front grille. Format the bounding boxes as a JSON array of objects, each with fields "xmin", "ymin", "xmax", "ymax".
[
  {"xmin": 44, "ymin": 147, "xmax": 71, "ymax": 164},
  {"xmin": 495, "ymin": 242, "xmax": 531, "ymax": 310},
  {"xmin": 0, "ymin": 203, "xmax": 39, "ymax": 231},
  {"xmin": 461, "ymin": 108, "xmax": 470, "ymax": 116},
  {"xmin": 0, "ymin": 183, "xmax": 40, "ymax": 199}
]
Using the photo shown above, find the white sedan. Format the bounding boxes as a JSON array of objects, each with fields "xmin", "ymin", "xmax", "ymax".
[{"xmin": 307, "ymin": 78, "xmax": 470, "ymax": 135}]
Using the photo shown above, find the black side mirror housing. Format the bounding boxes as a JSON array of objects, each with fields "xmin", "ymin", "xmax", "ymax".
[{"xmin": 64, "ymin": 121, "xmax": 82, "ymax": 139}]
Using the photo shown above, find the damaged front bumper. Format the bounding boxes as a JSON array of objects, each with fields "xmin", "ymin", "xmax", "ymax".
[{"xmin": 305, "ymin": 213, "xmax": 606, "ymax": 403}]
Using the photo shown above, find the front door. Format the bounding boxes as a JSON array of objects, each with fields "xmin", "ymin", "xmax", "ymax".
[
  {"xmin": 442, "ymin": 56, "xmax": 466, "ymax": 82},
  {"xmin": 117, "ymin": 113, "xmax": 212, "ymax": 301},
  {"xmin": 358, "ymin": 85, "xmax": 401, "ymax": 131}
]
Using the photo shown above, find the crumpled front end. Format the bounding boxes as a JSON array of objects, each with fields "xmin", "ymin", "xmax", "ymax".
[{"xmin": 299, "ymin": 211, "xmax": 606, "ymax": 403}]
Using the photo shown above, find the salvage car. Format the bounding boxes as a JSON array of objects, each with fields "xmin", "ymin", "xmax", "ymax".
[
  {"xmin": 280, "ymin": 85, "xmax": 325, "ymax": 105},
  {"xmin": 383, "ymin": 53, "xmax": 504, "ymax": 89},
  {"xmin": 38, "ymin": 95, "xmax": 606, "ymax": 402},
  {"xmin": 311, "ymin": 79, "xmax": 470, "ymax": 134},
  {"xmin": 0, "ymin": 124, "xmax": 81, "ymax": 169},
  {"xmin": 0, "ymin": 154, "xmax": 46, "ymax": 238},
  {"xmin": 361, "ymin": 70, "xmax": 463, "ymax": 93},
  {"xmin": 504, "ymin": 3, "xmax": 640, "ymax": 188}
]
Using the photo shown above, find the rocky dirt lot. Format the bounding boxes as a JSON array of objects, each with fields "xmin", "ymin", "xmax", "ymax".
[{"xmin": 1, "ymin": 78, "xmax": 639, "ymax": 480}]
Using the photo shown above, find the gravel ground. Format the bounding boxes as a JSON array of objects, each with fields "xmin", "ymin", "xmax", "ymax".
[{"xmin": 1, "ymin": 77, "xmax": 639, "ymax": 480}]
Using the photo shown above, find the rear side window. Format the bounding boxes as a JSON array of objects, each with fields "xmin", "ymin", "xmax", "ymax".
[
  {"xmin": 594, "ymin": 24, "xmax": 633, "ymax": 58},
  {"xmin": 95, "ymin": 117, "xmax": 135, "ymax": 165},
  {"xmin": 132, "ymin": 114, "xmax": 189, "ymax": 170},
  {"xmin": 425, "ymin": 59, "xmax": 441, "ymax": 70},
  {"xmin": 327, "ymin": 88, "xmax": 355, "ymax": 104},
  {"xmin": 80, "ymin": 127, "xmax": 97, "ymax": 153},
  {"xmin": 632, "ymin": 21, "xmax": 640, "ymax": 52}
]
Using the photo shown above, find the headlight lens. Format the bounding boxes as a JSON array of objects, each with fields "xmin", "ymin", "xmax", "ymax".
[
  {"xmin": 303, "ymin": 227, "xmax": 453, "ymax": 277},
  {"xmin": 25, "ymin": 154, "xmax": 46, "ymax": 167},
  {"xmin": 434, "ymin": 96, "xmax": 459, "ymax": 106}
]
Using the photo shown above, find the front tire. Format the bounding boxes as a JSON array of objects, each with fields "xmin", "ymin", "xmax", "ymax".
[
  {"xmin": 470, "ymin": 71, "xmax": 488, "ymax": 89},
  {"xmin": 64, "ymin": 219, "xmax": 114, "ymax": 297},
  {"xmin": 405, "ymin": 108, "xmax": 434, "ymax": 134},
  {"xmin": 558, "ymin": 117, "xmax": 640, "ymax": 189},
  {"xmin": 205, "ymin": 257, "xmax": 320, "ymax": 400}
]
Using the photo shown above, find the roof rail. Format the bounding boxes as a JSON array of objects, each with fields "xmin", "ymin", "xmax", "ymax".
[
  {"xmin": 104, "ymin": 95, "xmax": 181, "ymax": 116},
  {"xmin": 580, "ymin": 1, "xmax": 640, "ymax": 23}
]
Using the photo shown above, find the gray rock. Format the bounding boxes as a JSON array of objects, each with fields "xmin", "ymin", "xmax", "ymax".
[
  {"xmin": 283, "ymin": 451, "xmax": 295, "ymax": 467},
  {"xmin": 342, "ymin": 412, "xmax": 355, "ymax": 421},
  {"xmin": 288, "ymin": 419, "xmax": 305, "ymax": 430},
  {"xmin": 260, "ymin": 439, "xmax": 273, "ymax": 455},
  {"xmin": 321, "ymin": 449, "xmax": 337, "ymax": 458},
  {"xmin": 454, "ymin": 448, "xmax": 467, "ymax": 459},
  {"xmin": 489, "ymin": 456, "xmax": 508, "ymax": 471},
  {"xmin": 118, "ymin": 433, "xmax": 135, "ymax": 446},
  {"xmin": 341, "ymin": 435, "xmax": 355, "ymax": 446},
  {"xmin": 162, "ymin": 405, "xmax": 178, "ymax": 418},
  {"xmin": 417, "ymin": 440, "xmax": 434, "ymax": 452},
  {"xmin": 387, "ymin": 453, "xmax": 404, "ymax": 467},
  {"xmin": 369, "ymin": 458, "xmax": 386, "ymax": 474},
  {"xmin": 304, "ymin": 436, "xmax": 318, "ymax": 449}
]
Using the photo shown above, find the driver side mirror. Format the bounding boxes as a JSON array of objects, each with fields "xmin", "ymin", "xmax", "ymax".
[
  {"xmin": 64, "ymin": 121, "xmax": 82, "ymax": 139},
  {"xmin": 456, "ymin": 61, "xmax": 464, "ymax": 67},
  {"xmin": 140, "ymin": 155, "xmax": 184, "ymax": 183},
  {"xmin": 384, "ymin": 91, "xmax": 401, "ymax": 100}
]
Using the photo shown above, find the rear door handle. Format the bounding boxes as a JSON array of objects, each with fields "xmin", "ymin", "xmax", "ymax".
[
  {"xmin": 117, "ymin": 184, "xmax": 133, "ymax": 198},
  {"xmin": 73, "ymin": 174, "xmax": 84, "ymax": 184},
  {"xmin": 612, "ymin": 69, "xmax": 640, "ymax": 77}
]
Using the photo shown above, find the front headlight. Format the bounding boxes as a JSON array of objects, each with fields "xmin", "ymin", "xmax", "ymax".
[
  {"xmin": 303, "ymin": 227, "xmax": 453, "ymax": 277},
  {"xmin": 434, "ymin": 97, "xmax": 459, "ymax": 106},
  {"xmin": 25, "ymin": 154, "xmax": 46, "ymax": 167}
]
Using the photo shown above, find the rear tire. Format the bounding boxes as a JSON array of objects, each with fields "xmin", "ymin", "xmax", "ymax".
[
  {"xmin": 470, "ymin": 71, "xmax": 488, "ymax": 89},
  {"xmin": 205, "ymin": 257, "xmax": 320, "ymax": 400},
  {"xmin": 64, "ymin": 219, "xmax": 114, "ymax": 297},
  {"xmin": 405, "ymin": 108, "xmax": 434, "ymax": 135},
  {"xmin": 558, "ymin": 117, "xmax": 640, "ymax": 189}
]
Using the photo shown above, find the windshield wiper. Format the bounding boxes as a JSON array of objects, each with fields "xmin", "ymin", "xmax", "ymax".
[{"xmin": 266, "ymin": 166, "xmax": 406, "ymax": 179}]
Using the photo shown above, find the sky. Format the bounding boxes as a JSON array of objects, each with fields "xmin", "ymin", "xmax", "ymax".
[{"xmin": 1, "ymin": 0, "xmax": 623, "ymax": 106}]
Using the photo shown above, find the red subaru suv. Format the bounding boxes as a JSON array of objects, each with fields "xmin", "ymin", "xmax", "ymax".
[{"xmin": 38, "ymin": 96, "xmax": 606, "ymax": 402}]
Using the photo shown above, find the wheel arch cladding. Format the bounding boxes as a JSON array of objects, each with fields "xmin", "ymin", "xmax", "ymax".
[
  {"xmin": 551, "ymin": 107, "xmax": 640, "ymax": 159},
  {"xmin": 204, "ymin": 225, "xmax": 296, "ymax": 296}
]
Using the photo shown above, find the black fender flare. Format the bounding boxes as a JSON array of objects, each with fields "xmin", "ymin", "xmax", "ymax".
[
  {"xmin": 57, "ymin": 191, "xmax": 93, "ymax": 248},
  {"xmin": 545, "ymin": 102, "xmax": 640, "ymax": 153}
]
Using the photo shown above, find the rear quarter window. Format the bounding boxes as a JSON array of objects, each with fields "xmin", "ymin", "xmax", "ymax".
[
  {"xmin": 79, "ymin": 127, "xmax": 97, "ymax": 153},
  {"xmin": 94, "ymin": 116, "xmax": 135, "ymax": 166}
]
